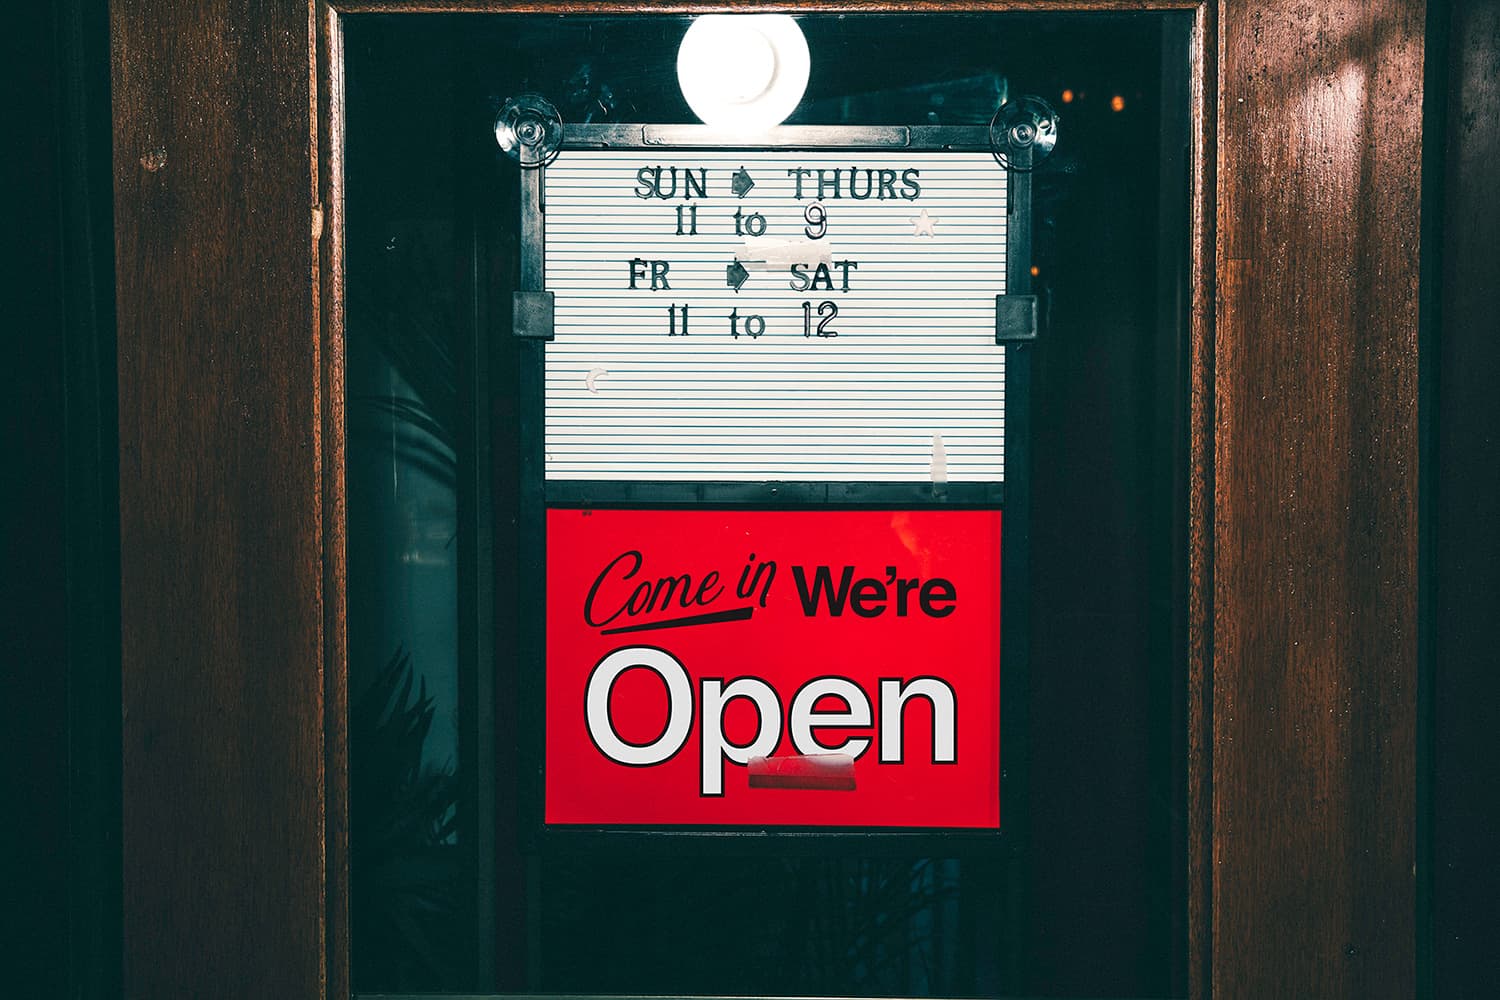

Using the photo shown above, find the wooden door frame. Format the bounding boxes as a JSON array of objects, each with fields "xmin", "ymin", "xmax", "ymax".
[{"xmin": 108, "ymin": 1, "xmax": 1423, "ymax": 997}]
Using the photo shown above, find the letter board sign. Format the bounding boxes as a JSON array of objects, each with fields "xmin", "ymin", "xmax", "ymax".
[
  {"xmin": 517, "ymin": 125, "xmax": 1027, "ymax": 838},
  {"xmin": 543, "ymin": 149, "xmax": 1007, "ymax": 483}
]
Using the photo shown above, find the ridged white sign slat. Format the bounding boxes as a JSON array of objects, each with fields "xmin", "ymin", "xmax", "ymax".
[{"xmin": 544, "ymin": 150, "xmax": 1007, "ymax": 482}]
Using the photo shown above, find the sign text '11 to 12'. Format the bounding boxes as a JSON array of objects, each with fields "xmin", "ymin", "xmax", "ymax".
[{"xmin": 660, "ymin": 301, "xmax": 840, "ymax": 340}]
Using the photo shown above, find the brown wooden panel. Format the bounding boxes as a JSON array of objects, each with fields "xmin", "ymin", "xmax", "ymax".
[
  {"xmin": 1215, "ymin": 2, "xmax": 1422, "ymax": 997},
  {"xmin": 1184, "ymin": 5, "xmax": 1216, "ymax": 998},
  {"xmin": 320, "ymin": 6, "xmax": 352, "ymax": 998},
  {"xmin": 111, "ymin": 0, "xmax": 326, "ymax": 996},
  {"xmin": 334, "ymin": 0, "xmax": 1203, "ymax": 12}
]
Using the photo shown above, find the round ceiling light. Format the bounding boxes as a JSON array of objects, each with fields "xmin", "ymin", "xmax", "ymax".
[{"xmin": 676, "ymin": 15, "xmax": 810, "ymax": 133}]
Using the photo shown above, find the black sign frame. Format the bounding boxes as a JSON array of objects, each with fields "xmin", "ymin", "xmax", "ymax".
[{"xmin": 510, "ymin": 125, "xmax": 1034, "ymax": 856}]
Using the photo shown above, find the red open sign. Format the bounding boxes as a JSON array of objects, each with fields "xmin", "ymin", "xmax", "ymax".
[{"xmin": 544, "ymin": 508, "xmax": 1002, "ymax": 829}]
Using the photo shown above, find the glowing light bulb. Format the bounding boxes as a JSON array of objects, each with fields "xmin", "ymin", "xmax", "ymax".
[{"xmin": 677, "ymin": 15, "xmax": 810, "ymax": 133}]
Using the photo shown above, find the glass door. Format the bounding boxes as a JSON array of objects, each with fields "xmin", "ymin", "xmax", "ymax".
[{"xmin": 343, "ymin": 10, "xmax": 1192, "ymax": 997}]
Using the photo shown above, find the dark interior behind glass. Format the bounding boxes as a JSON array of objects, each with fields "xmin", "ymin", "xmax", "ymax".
[{"xmin": 344, "ymin": 12, "xmax": 1191, "ymax": 997}]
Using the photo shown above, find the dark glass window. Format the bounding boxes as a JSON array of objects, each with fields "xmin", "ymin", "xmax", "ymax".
[{"xmin": 345, "ymin": 12, "xmax": 1191, "ymax": 997}]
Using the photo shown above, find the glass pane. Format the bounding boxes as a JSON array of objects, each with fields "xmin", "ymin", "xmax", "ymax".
[{"xmin": 345, "ymin": 11, "xmax": 1191, "ymax": 997}]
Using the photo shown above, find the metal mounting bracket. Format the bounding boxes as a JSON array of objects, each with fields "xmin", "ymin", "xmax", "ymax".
[
  {"xmin": 995, "ymin": 294, "xmax": 1039, "ymax": 343},
  {"xmin": 513, "ymin": 290, "xmax": 555, "ymax": 341}
]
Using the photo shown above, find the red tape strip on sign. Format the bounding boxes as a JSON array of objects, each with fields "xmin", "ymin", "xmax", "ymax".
[{"xmin": 748, "ymin": 753, "xmax": 857, "ymax": 791}]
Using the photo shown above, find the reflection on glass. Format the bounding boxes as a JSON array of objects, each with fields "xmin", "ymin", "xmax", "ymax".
[
  {"xmin": 542, "ymin": 857, "xmax": 976, "ymax": 996},
  {"xmin": 348, "ymin": 218, "xmax": 468, "ymax": 988}
]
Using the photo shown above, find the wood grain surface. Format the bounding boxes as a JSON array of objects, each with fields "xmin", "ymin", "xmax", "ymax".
[
  {"xmin": 1184, "ymin": 5, "xmax": 1216, "ymax": 998},
  {"xmin": 1215, "ymin": 2, "xmax": 1422, "ymax": 997},
  {"xmin": 320, "ymin": 7, "xmax": 351, "ymax": 999},
  {"xmin": 111, "ymin": 1, "xmax": 326, "ymax": 996},
  {"xmin": 334, "ymin": 0, "xmax": 1203, "ymax": 11}
]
